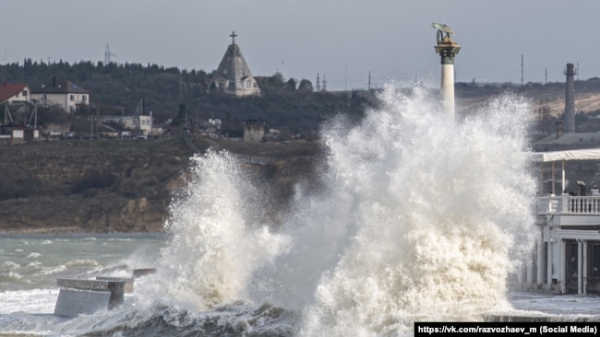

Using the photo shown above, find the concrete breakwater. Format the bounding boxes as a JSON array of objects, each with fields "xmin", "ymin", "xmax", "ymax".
[{"xmin": 54, "ymin": 268, "xmax": 155, "ymax": 317}]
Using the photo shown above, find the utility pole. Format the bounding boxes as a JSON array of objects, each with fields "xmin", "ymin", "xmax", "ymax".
[
  {"xmin": 344, "ymin": 64, "xmax": 347, "ymax": 92},
  {"xmin": 96, "ymin": 105, "xmax": 99, "ymax": 137},
  {"xmin": 179, "ymin": 72, "xmax": 184, "ymax": 100},
  {"xmin": 368, "ymin": 71, "xmax": 371, "ymax": 91},
  {"xmin": 3, "ymin": 105, "xmax": 13, "ymax": 124},
  {"xmin": 521, "ymin": 54, "xmax": 524, "ymax": 87},
  {"xmin": 577, "ymin": 62, "xmax": 579, "ymax": 81},
  {"xmin": 545, "ymin": 67, "xmax": 548, "ymax": 85},
  {"xmin": 28, "ymin": 103, "xmax": 37, "ymax": 128}
]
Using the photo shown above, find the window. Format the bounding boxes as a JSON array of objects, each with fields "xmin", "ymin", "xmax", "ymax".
[
  {"xmin": 82, "ymin": 95, "xmax": 87, "ymax": 102},
  {"xmin": 70, "ymin": 95, "xmax": 74, "ymax": 101},
  {"xmin": 22, "ymin": 90, "xmax": 28, "ymax": 97}
]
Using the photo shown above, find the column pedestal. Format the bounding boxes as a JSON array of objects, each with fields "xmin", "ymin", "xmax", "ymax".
[{"xmin": 435, "ymin": 36, "xmax": 461, "ymax": 121}]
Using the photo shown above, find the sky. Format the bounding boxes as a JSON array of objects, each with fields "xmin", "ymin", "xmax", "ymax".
[{"xmin": 1, "ymin": 1, "xmax": 599, "ymax": 91}]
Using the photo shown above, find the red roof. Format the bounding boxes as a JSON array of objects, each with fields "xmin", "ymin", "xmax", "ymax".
[{"xmin": 0, "ymin": 83, "xmax": 28, "ymax": 103}]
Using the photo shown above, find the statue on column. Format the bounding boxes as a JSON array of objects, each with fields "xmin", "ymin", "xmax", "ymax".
[{"xmin": 431, "ymin": 23, "xmax": 455, "ymax": 43}]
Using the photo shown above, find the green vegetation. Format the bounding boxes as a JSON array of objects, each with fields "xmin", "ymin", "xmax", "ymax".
[{"xmin": 0, "ymin": 60, "xmax": 377, "ymax": 133}]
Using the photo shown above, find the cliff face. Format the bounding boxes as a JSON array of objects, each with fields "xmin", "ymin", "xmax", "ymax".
[{"xmin": 0, "ymin": 137, "xmax": 321, "ymax": 233}]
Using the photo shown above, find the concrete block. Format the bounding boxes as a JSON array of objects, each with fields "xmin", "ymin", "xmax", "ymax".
[
  {"xmin": 54, "ymin": 278, "xmax": 125, "ymax": 317},
  {"xmin": 96, "ymin": 276, "xmax": 134, "ymax": 293},
  {"xmin": 54, "ymin": 288, "xmax": 111, "ymax": 317},
  {"xmin": 132, "ymin": 268, "xmax": 156, "ymax": 278}
]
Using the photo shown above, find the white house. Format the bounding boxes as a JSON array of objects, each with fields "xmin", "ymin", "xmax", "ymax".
[
  {"xmin": 101, "ymin": 114, "xmax": 153, "ymax": 136},
  {"xmin": 30, "ymin": 78, "xmax": 89, "ymax": 113},
  {"xmin": 0, "ymin": 83, "xmax": 30, "ymax": 104}
]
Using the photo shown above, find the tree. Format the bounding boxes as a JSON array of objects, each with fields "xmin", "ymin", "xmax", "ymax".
[
  {"xmin": 286, "ymin": 78, "xmax": 297, "ymax": 91},
  {"xmin": 298, "ymin": 79, "xmax": 313, "ymax": 92},
  {"xmin": 171, "ymin": 104, "xmax": 187, "ymax": 126}
]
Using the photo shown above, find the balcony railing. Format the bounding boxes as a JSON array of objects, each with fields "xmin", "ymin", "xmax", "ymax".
[{"xmin": 537, "ymin": 195, "xmax": 600, "ymax": 215}]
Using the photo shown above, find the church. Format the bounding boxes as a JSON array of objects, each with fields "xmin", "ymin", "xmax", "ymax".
[{"xmin": 207, "ymin": 32, "xmax": 261, "ymax": 97}]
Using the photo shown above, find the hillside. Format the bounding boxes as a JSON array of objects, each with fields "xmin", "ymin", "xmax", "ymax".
[
  {"xmin": 0, "ymin": 61, "xmax": 374, "ymax": 134},
  {"xmin": 0, "ymin": 137, "xmax": 322, "ymax": 233}
]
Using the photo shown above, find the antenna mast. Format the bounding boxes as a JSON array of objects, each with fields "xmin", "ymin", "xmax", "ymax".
[{"xmin": 316, "ymin": 73, "xmax": 321, "ymax": 92}]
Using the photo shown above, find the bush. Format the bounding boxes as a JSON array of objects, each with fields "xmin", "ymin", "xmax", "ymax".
[{"xmin": 71, "ymin": 170, "xmax": 117, "ymax": 194}]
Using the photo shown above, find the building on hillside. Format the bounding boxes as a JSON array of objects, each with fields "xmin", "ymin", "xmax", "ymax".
[
  {"xmin": 0, "ymin": 83, "xmax": 30, "ymax": 104},
  {"xmin": 207, "ymin": 31, "xmax": 261, "ymax": 97},
  {"xmin": 100, "ymin": 115, "xmax": 153, "ymax": 136},
  {"xmin": 0, "ymin": 125, "xmax": 39, "ymax": 142},
  {"xmin": 243, "ymin": 119, "xmax": 264, "ymax": 142},
  {"xmin": 30, "ymin": 78, "xmax": 89, "ymax": 113}
]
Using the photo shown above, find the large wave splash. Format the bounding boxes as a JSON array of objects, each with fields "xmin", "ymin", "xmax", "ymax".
[
  {"xmin": 142, "ymin": 85, "xmax": 537, "ymax": 336},
  {"xmin": 294, "ymin": 87, "xmax": 537, "ymax": 336},
  {"xmin": 151, "ymin": 150, "xmax": 290, "ymax": 311}
]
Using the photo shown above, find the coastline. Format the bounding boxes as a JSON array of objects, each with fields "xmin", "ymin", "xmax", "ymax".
[{"xmin": 0, "ymin": 226, "xmax": 163, "ymax": 235}]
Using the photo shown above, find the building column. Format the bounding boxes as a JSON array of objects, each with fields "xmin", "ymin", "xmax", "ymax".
[
  {"xmin": 537, "ymin": 240, "xmax": 544, "ymax": 285},
  {"xmin": 547, "ymin": 239, "xmax": 553, "ymax": 286},
  {"xmin": 578, "ymin": 239, "xmax": 583, "ymax": 295},
  {"xmin": 583, "ymin": 240, "xmax": 588, "ymax": 294},
  {"xmin": 441, "ymin": 63, "xmax": 455, "ymax": 118},
  {"xmin": 434, "ymin": 36, "xmax": 460, "ymax": 121},
  {"xmin": 526, "ymin": 258, "xmax": 533, "ymax": 286},
  {"xmin": 560, "ymin": 239, "xmax": 566, "ymax": 293}
]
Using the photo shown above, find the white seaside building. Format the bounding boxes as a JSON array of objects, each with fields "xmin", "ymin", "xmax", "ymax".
[{"xmin": 524, "ymin": 149, "xmax": 600, "ymax": 295}]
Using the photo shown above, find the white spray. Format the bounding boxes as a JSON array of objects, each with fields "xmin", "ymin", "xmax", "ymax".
[
  {"xmin": 151, "ymin": 150, "xmax": 289, "ymax": 311},
  {"xmin": 147, "ymin": 86, "xmax": 536, "ymax": 336},
  {"xmin": 294, "ymin": 87, "xmax": 536, "ymax": 336}
]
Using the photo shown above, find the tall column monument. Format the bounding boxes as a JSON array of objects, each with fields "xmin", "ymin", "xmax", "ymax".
[{"xmin": 432, "ymin": 23, "xmax": 461, "ymax": 120}]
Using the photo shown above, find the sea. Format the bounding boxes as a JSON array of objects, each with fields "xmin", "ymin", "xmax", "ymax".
[{"xmin": 1, "ymin": 86, "xmax": 599, "ymax": 336}]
